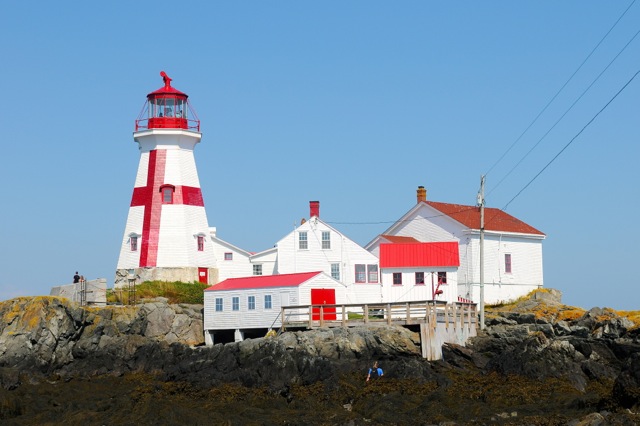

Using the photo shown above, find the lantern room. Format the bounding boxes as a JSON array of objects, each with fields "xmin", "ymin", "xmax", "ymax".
[{"xmin": 135, "ymin": 71, "xmax": 200, "ymax": 132}]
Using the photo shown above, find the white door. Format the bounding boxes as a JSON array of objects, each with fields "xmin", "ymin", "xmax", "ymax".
[{"xmin": 280, "ymin": 291, "xmax": 290, "ymax": 307}]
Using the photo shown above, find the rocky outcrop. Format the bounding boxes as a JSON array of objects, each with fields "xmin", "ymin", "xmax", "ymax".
[
  {"xmin": 1, "ymin": 291, "xmax": 640, "ymax": 425},
  {"xmin": 0, "ymin": 296, "xmax": 203, "ymax": 387},
  {"xmin": 0, "ymin": 297, "xmax": 429, "ymax": 387},
  {"xmin": 467, "ymin": 295, "xmax": 640, "ymax": 411}
]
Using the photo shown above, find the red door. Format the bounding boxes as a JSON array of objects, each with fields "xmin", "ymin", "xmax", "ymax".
[
  {"xmin": 311, "ymin": 288, "xmax": 336, "ymax": 321},
  {"xmin": 198, "ymin": 268, "xmax": 208, "ymax": 284}
]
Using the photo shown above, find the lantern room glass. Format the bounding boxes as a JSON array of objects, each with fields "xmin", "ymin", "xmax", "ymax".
[{"xmin": 149, "ymin": 96, "xmax": 187, "ymax": 119}]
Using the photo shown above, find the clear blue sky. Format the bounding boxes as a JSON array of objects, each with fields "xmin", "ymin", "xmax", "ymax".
[{"xmin": 1, "ymin": 2, "xmax": 638, "ymax": 310}]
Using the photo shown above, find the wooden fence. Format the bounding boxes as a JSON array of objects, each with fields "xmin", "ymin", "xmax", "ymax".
[{"xmin": 279, "ymin": 300, "xmax": 477, "ymax": 360}]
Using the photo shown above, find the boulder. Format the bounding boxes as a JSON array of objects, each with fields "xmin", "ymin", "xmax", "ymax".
[{"xmin": 613, "ymin": 352, "xmax": 640, "ymax": 409}]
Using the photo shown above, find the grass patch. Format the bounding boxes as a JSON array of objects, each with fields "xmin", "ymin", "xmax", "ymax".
[
  {"xmin": 107, "ymin": 281, "xmax": 208, "ymax": 305},
  {"xmin": 347, "ymin": 310, "xmax": 386, "ymax": 320},
  {"xmin": 486, "ymin": 294, "xmax": 532, "ymax": 310}
]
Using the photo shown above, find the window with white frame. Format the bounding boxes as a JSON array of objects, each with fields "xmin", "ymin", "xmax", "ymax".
[
  {"xmin": 130, "ymin": 236, "xmax": 138, "ymax": 251},
  {"xmin": 197, "ymin": 235, "xmax": 204, "ymax": 251},
  {"xmin": 393, "ymin": 272, "xmax": 402, "ymax": 285},
  {"xmin": 415, "ymin": 272, "xmax": 425, "ymax": 285},
  {"xmin": 321, "ymin": 231, "xmax": 330, "ymax": 249},
  {"xmin": 331, "ymin": 263, "xmax": 340, "ymax": 281},
  {"xmin": 264, "ymin": 294, "xmax": 272, "ymax": 309},
  {"xmin": 367, "ymin": 264, "xmax": 378, "ymax": 283},
  {"xmin": 299, "ymin": 231, "xmax": 308, "ymax": 250},
  {"xmin": 253, "ymin": 264, "xmax": 262, "ymax": 276},
  {"xmin": 215, "ymin": 298, "xmax": 223, "ymax": 312},
  {"xmin": 224, "ymin": 252, "xmax": 233, "ymax": 261},
  {"xmin": 355, "ymin": 264, "xmax": 366, "ymax": 283},
  {"xmin": 232, "ymin": 296, "xmax": 239, "ymax": 311},
  {"xmin": 505, "ymin": 254, "xmax": 512, "ymax": 273},
  {"xmin": 248, "ymin": 295, "xmax": 256, "ymax": 310},
  {"xmin": 437, "ymin": 271, "xmax": 447, "ymax": 285}
]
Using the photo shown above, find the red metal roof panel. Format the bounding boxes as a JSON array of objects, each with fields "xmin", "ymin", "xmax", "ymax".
[
  {"xmin": 380, "ymin": 242, "xmax": 460, "ymax": 268},
  {"xmin": 205, "ymin": 271, "xmax": 322, "ymax": 291}
]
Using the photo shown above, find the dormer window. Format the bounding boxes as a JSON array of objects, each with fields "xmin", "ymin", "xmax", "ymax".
[{"xmin": 160, "ymin": 184, "xmax": 175, "ymax": 204}]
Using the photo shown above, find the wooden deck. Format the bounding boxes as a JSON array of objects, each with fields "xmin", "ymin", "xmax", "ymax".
[{"xmin": 279, "ymin": 300, "xmax": 477, "ymax": 360}]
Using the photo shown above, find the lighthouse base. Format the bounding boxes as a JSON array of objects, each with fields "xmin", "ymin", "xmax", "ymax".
[{"xmin": 114, "ymin": 267, "xmax": 218, "ymax": 288}]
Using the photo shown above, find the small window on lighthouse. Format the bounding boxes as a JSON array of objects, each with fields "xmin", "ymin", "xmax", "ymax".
[
  {"xmin": 130, "ymin": 236, "xmax": 138, "ymax": 251},
  {"xmin": 197, "ymin": 235, "xmax": 204, "ymax": 251},
  {"xmin": 160, "ymin": 185, "xmax": 175, "ymax": 204}
]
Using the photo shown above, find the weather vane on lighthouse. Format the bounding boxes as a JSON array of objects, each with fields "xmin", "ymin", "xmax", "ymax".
[
  {"xmin": 160, "ymin": 71, "xmax": 172, "ymax": 89},
  {"xmin": 115, "ymin": 72, "xmax": 215, "ymax": 287}
]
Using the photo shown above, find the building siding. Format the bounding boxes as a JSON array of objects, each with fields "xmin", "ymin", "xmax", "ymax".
[
  {"xmin": 116, "ymin": 206, "xmax": 144, "ymax": 269},
  {"xmin": 155, "ymin": 205, "xmax": 216, "ymax": 268},
  {"xmin": 249, "ymin": 248, "xmax": 278, "ymax": 276},
  {"xmin": 204, "ymin": 273, "xmax": 346, "ymax": 331},
  {"xmin": 381, "ymin": 267, "xmax": 458, "ymax": 304},
  {"xmin": 461, "ymin": 233, "xmax": 543, "ymax": 304},
  {"xmin": 369, "ymin": 202, "xmax": 545, "ymax": 305},
  {"xmin": 210, "ymin": 236, "xmax": 253, "ymax": 282},
  {"xmin": 276, "ymin": 220, "xmax": 378, "ymax": 278}
]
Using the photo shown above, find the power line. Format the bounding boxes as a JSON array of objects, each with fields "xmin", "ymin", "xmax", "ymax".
[
  {"xmin": 485, "ymin": 0, "xmax": 637, "ymax": 177},
  {"xmin": 489, "ymin": 24, "xmax": 640, "ymax": 197},
  {"xmin": 501, "ymin": 68, "xmax": 640, "ymax": 212},
  {"xmin": 326, "ymin": 206, "xmax": 478, "ymax": 226}
]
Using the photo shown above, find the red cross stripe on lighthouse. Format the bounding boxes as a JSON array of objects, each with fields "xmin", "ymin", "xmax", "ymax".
[{"xmin": 130, "ymin": 149, "xmax": 204, "ymax": 267}]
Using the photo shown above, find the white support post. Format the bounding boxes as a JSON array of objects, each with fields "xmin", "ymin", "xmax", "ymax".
[{"xmin": 478, "ymin": 175, "xmax": 486, "ymax": 330}]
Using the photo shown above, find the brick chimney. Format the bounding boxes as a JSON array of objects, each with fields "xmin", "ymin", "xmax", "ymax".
[
  {"xmin": 309, "ymin": 201, "xmax": 320, "ymax": 218},
  {"xmin": 416, "ymin": 186, "xmax": 427, "ymax": 203}
]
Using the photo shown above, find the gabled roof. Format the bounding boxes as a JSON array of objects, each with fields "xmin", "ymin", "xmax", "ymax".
[
  {"xmin": 365, "ymin": 197, "xmax": 544, "ymax": 251},
  {"xmin": 425, "ymin": 201, "xmax": 545, "ymax": 236},
  {"xmin": 380, "ymin": 242, "xmax": 460, "ymax": 268},
  {"xmin": 205, "ymin": 271, "xmax": 322, "ymax": 291},
  {"xmin": 249, "ymin": 246, "xmax": 277, "ymax": 260},
  {"xmin": 211, "ymin": 234, "xmax": 252, "ymax": 257},
  {"xmin": 380, "ymin": 235, "xmax": 420, "ymax": 244},
  {"xmin": 276, "ymin": 216, "xmax": 346, "ymax": 246}
]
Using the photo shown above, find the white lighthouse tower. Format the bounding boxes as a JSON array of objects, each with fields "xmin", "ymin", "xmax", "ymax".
[{"xmin": 115, "ymin": 72, "xmax": 216, "ymax": 286}]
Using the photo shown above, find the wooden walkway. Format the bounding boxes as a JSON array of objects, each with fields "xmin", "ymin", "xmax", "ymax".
[{"xmin": 280, "ymin": 300, "xmax": 478, "ymax": 360}]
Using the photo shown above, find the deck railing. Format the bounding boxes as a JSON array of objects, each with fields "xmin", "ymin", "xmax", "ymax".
[{"xmin": 280, "ymin": 300, "xmax": 477, "ymax": 331}]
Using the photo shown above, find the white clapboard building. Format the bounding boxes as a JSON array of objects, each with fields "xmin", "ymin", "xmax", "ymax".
[
  {"xmin": 379, "ymin": 241, "xmax": 460, "ymax": 304},
  {"xmin": 367, "ymin": 186, "xmax": 545, "ymax": 304},
  {"xmin": 209, "ymin": 228, "xmax": 253, "ymax": 283},
  {"xmin": 248, "ymin": 201, "xmax": 382, "ymax": 304},
  {"xmin": 203, "ymin": 271, "xmax": 347, "ymax": 344}
]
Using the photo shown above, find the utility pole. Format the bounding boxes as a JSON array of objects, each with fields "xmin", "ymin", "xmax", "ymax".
[{"xmin": 477, "ymin": 175, "xmax": 486, "ymax": 330}]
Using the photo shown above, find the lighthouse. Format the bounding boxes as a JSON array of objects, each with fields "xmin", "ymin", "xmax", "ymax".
[{"xmin": 115, "ymin": 72, "xmax": 216, "ymax": 286}]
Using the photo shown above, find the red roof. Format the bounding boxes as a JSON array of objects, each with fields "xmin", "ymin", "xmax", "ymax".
[
  {"xmin": 380, "ymin": 242, "xmax": 460, "ymax": 268},
  {"xmin": 205, "ymin": 271, "xmax": 321, "ymax": 291},
  {"xmin": 425, "ymin": 201, "xmax": 544, "ymax": 235},
  {"xmin": 147, "ymin": 72, "xmax": 188, "ymax": 98},
  {"xmin": 380, "ymin": 235, "xmax": 420, "ymax": 244},
  {"xmin": 148, "ymin": 85, "xmax": 187, "ymax": 98}
]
